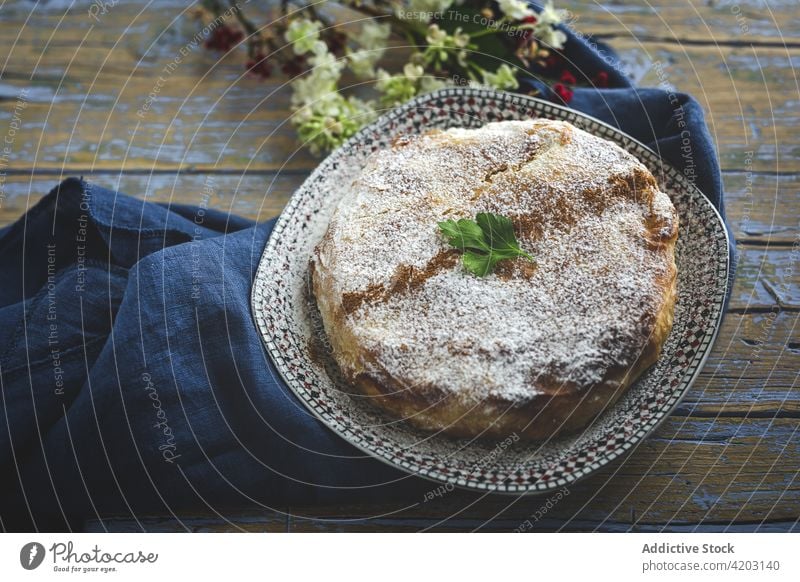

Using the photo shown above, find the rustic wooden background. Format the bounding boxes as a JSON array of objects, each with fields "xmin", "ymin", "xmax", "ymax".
[{"xmin": 0, "ymin": 0, "xmax": 798, "ymax": 532}]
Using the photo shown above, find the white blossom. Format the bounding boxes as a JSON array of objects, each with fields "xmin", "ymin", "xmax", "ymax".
[
  {"xmin": 353, "ymin": 21, "xmax": 391, "ymax": 50},
  {"xmin": 419, "ymin": 75, "xmax": 448, "ymax": 93},
  {"xmin": 310, "ymin": 40, "xmax": 328, "ymax": 56},
  {"xmin": 424, "ymin": 23, "xmax": 471, "ymax": 66},
  {"xmin": 291, "ymin": 72, "xmax": 334, "ymax": 108},
  {"xmin": 537, "ymin": 1, "xmax": 567, "ymax": 26},
  {"xmin": 426, "ymin": 23, "xmax": 448, "ymax": 46},
  {"xmin": 482, "ymin": 64, "xmax": 519, "ymax": 90},
  {"xmin": 497, "ymin": 0, "xmax": 535, "ymax": 20},
  {"xmin": 285, "ymin": 18, "xmax": 323, "ymax": 55},
  {"xmin": 347, "ymin": 21, "xmax": 391, "ymax": 79},
  {"xmin": 403, "ymin": 62, "xmax": 424, "ymax": 79},
  {"xmin": 348, "ymin": 50, "xmax": 380, "ymax": 78},
  {"xmin": 534, "ymin": 1, "xmax": 568, "ymax": 48},
  {"xmin": 292, "ymin": 92, "xmax": 374, "ymax": 155},
  {"xmin": 535, "ymin": 24, "xmax": 567, "ymax": 49},
  {"xmin": 452, "ymin": 28, "xmax": 470, "ymax": 48},
  {"xmin": 308, "ymin": 48, "xmax": 346, "ymax": 82},
  {"xmin": 376, "ymin": 65, "xmax": 419, "ymax": 107},
  {"xmin": 290, "ymin": 44, "xmax": 345, "ymax": 108}
]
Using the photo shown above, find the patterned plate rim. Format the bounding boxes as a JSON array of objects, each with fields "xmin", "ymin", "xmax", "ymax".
[{"xmin": 251, "ymin": 87, "xmax": 732, "ymax": 495}]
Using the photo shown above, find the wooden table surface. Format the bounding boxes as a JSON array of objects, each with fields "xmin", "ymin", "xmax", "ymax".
[{"xmin": 1, "ymin": 0, "xmax": 798, "ymax": 532}]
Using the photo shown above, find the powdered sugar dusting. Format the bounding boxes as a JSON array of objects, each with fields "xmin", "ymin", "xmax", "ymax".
[{"xmin": 313, "ymin": 119, "xmax": 677, "ymax": 404}]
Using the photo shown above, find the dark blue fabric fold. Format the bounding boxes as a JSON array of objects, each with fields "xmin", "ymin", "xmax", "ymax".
[
  {"xmin": 0, "ymin": 179, "xmax": 430, "ymax": 531},
  {"xmin": 0, "ymin": 12, "xmax": 732, "ymax": 531}
]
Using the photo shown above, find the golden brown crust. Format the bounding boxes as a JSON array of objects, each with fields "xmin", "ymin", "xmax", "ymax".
[
  {"xmin": 310, "ymin": 119, "xmax": 678, "ymax": 441},
  {"xmin": 312, "ymin": 248, "xmax": 677, "ymax": 440}
]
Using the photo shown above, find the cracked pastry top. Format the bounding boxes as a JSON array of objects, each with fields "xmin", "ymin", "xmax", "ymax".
[{"xmin": 310, "ymin": 119, "xmax": 678, "ymax": 440}]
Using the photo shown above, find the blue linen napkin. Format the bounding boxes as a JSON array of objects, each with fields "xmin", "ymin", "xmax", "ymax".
[{"xmin": 0, "ymin": 18, "xmax": 733, "ymax": 532}]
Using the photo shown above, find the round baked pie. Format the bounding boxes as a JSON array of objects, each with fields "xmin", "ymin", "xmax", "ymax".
[{"xmin": 310, "ymin": 119, "xmax": 678, "ymax": 440}]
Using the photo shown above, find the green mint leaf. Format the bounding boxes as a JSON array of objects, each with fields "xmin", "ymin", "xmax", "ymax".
[
  {"xmin": 462, "ymin": 250, "xmax": 493, "ymax": 277},
  {"xmin": 437, "ymin": 218, "xmax": 489, "ymax": 252},
  {"xmin": 437, "ymin": 212, "xmax": 534, "ymax": 277},
  {"xmin": 475, "ymin": 212, "xmax": 516, "ymax": 249},
  {"xmin": 475, "ymin": 212, "xmax": 535, "ymax": 262}
]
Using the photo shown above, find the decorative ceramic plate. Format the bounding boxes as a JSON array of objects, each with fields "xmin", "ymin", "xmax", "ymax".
[{"xmin": 252, "ymin": 87, "xmax": 730, "ymax": 494}]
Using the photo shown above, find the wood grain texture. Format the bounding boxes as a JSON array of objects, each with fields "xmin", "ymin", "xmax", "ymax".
[
  {"xmin": 86, "ymin": 413, "xmax": 800, "ymax": 532},
  {"xmin": 0, "ymin": 4, "xmax": 798, "ymax": 173},
  {"xmin": 0, "ymin": 172, "xmax": 304, "ymax": 224},
  {"xmin": 566, "ymin": 0, "xmax": 800, "ymax": 44},
  {"xmin": 2, "ymin": 0, "xmax": 798, "ymax": 532},
  {"xmin": 1, "ymin": 43, "xmax": 796, "ymax": 173}
]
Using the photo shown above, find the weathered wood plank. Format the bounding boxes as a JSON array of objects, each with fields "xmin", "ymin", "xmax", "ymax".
[
  {"xmin": 0, "ymin": 9, "xmax": 797, "ymax": 174},
  {"xmin": 2, "ymin": 0, "xmax": 795, "ymax": 48},
  {"xmin": 83, "ymin": 511, "xmax": 288, "ymax": 533},
  {"xmin": 85, "ymin": 415, "xmax": 800, "ymax": 532},
  {"xmin": 0, "ymin": 172, "xmax": 304, "ymax": 225},
  {"xmin": 2, "ymin": 43, "xmax": 796, "ymax": 173},
  {"xmin": 283, "ymin": 417, "xmax": 800, "ymax": 529},
  {"xmin": 287, "ymin": 518, "xmax": 800, "ymax": 533},
  {"xmin": 567, "ymin": 0, "xmax": 799, "ymax": 44},
  {"xmin": 731, "ymin": 247, "xmax": 800, "ymax": 311},
  {"xmin": 681, "ymin": 312, "xmax": 800, "ymax": 416},
  {"xmin": 724, "ymin": 171, "xmax": 800, "ymax": 245},
  {"xmin": 602, "ymin": 40, "xmax": 798, "ymax": 173}
]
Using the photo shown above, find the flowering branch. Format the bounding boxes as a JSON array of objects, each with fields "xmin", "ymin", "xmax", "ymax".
[{"xmin": 195, "ymin": 1, "xmax": 594, "ymax": 155}]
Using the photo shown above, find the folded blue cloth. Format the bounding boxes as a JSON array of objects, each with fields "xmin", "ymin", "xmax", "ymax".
[{"xmin": 0, "ymin": 16, "xmax": 733, "ymax": 531}]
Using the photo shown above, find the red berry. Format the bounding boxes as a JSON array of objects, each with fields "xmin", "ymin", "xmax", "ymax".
[
  {"xmin": 552, "ymin": 83, "xmax": 574, "ymax": 104},
  {"xmin": 245, "ymin": 53, "xmax": 272, "ymax": 79},
  {"xmin": 559, "ymin": 69, "xmax": 576, "ymax": 85},
  {"xmin": 205, "ymin": 26, "xmax": 244, "ymax": 52}
]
